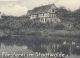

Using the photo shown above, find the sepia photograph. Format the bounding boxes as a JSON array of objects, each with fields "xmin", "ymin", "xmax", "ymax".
[{"xmin": 0, "ymin": 0, "xmax": 80, "ymax": 58}]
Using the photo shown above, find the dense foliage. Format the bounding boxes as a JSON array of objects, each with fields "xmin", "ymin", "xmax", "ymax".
[{"xmin": 0, "ymin": 7, "xmax": 80, "ymax": 55}]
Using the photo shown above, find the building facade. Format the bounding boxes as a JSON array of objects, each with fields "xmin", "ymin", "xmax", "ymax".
[{"xmin": 27, "ymin": 4, "xmax": 61, "ymax": 23}]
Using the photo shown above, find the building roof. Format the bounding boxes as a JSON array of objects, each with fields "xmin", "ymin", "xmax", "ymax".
[{"xmin": 27, "ymin": 4, "xmax": 56, "ymax": 15}]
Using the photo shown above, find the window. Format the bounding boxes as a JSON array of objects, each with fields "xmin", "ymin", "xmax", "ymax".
[
  {"xmin": 40, "ymin": 18, "xmax": 46, "ymax": 23},
  {"xmin": 52, "ymin": 9, "xmax": 55, "ymax": 13},
  {"xmin": 44, "ymin": 13, "xmax": 49, "ymax": 17},
  {"xmin": 39, "ymin": 14, "xmax": 44, "ymax": 17}
]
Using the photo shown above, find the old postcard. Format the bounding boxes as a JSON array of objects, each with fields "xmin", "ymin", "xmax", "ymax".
[{"xmin": 0, "ymin": 0, "xmax": 80, "ymax": 58}]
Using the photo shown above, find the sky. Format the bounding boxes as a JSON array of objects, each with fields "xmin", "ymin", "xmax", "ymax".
[{"xmin": 0, "ymin": 0, "xmax": 80, "ymax": 16}]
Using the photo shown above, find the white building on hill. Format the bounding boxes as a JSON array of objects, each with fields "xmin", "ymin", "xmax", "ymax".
[{"xmin": 27, "ymin": 4, "xmax": 61, "ymax": 23}]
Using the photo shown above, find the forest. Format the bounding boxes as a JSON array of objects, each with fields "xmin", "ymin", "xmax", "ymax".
[{"xmin": 0, "ymin": 7, "xmax": 80, "ymax": 55}]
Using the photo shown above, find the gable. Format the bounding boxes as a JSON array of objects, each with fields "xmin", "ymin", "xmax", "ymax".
[{"xmin": 48, "ymin": 4, "xmax": 57, "ymax": 13}]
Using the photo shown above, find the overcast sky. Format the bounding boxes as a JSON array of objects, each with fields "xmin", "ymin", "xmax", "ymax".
[{"xmin": 0, "ymin": 0, "xmax": 80, "ymax": 16}]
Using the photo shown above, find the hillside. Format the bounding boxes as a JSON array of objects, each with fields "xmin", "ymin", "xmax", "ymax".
[
  {"xmin": 0, "ymin": 7, "xmax": 80, "ymax": 55},
  {"xmin": 0, "ymin": 7, "xmax": 80, "ymax": 36}
]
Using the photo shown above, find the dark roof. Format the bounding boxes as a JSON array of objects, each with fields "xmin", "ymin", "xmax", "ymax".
[{"xmin": 27, "ymin": 4, "xmax": 56, "ymax": 15}]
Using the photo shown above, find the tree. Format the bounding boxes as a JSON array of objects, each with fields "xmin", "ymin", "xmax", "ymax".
[
  {"xmin": 55, "ymin": 7, "xmax": 72, "ymax": 21},
  {"xmin": 54, "ymin": 23, "xmax": 65, "ymax": 30}
]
